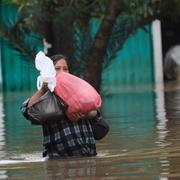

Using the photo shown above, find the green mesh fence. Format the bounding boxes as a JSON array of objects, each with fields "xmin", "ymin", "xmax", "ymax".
[
  {"xmin": 0, "ymin": 2, "xmax": 43, "ymax": 91},
  {"xmin": 102, "ymin": 26, "xmax": 154, "ymax": 95}
]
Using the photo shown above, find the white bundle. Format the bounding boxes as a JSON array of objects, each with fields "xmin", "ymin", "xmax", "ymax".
[{"xmin": 35, "ymin": 51, "xmax": 56, "ymax": 92}]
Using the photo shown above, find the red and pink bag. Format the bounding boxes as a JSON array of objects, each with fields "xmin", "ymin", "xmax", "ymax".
[{"xmin": 54, "ymin": 72, "xmax": 102, "ymax": 121}]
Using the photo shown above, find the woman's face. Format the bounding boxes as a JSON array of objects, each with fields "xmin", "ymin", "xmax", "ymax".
[{"xmin": 54, "ymin": 59, "xmax": 69, "ymax": 75}]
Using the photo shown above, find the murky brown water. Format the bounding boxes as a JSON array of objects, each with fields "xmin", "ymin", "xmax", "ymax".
[{"xmin": 0, "ymin": 84, "xmax": 180, "ymax": 179}]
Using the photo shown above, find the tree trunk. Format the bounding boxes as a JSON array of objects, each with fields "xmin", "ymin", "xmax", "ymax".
[
  {"xmin": 37, "ymin": 1, "xmax": 74, "ymax": 58},
  {"xmin": 84, "ymin": 0, "xmax": 123, "ymax": 92},
  {"xmin": 52, "ymin": 20, "xmax": 74, "ymax": 66},
  {"xmin": 38, "ymin": 18, "xmax": 74, "ymax": 64},
  {"xmin": 41, "ymin": 21, "xmax": 54, "ymax": 55}
]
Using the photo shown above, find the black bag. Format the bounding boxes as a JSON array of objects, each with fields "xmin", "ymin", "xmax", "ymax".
[
  {"xmin": 27, "ymin": 91, "xmax": 67, "ymax": 124},
  {"xmin": 90, "ymin": 111, "xmax": 110, "ymax": 140}
]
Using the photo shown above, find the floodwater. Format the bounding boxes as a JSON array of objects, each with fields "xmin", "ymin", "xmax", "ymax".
[{"xmin": 0, "ymin": 84, "xmax": 180, "ymax": 180}]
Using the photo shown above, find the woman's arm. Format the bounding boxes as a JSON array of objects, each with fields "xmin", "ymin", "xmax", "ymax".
[{"xmin": 21, "ymin": 83, "xmax": 49, "ymax": 125}]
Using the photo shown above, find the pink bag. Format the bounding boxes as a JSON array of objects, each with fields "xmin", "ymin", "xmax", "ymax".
[{"xmin": 54, "ymin": 72, "xmax": 102, "ymax": 121}]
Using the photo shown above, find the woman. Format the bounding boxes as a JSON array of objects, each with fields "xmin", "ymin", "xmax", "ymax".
[{"xmin": 21, "ymin": 54, "xmax": 101, "ymax": 158}]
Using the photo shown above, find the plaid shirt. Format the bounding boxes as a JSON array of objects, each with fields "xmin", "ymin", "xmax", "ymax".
[{"xmin": 21, "ymin": 99, "xmax": 96, "ymax": 158}]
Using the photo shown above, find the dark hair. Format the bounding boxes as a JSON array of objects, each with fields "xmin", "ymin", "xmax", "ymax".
[{"xmin": 50, "ymin": 54, "xmax": 69, "ymax": 66}]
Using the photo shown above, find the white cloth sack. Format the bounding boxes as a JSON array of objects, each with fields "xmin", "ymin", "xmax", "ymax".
[{"xmin": 35, "ymin": 51, "xmax": 56, "ymax": 92}]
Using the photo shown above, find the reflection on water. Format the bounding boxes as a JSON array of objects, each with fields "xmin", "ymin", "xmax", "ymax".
[
  {"xmin": 0, "ymin": 87, "xmax": 180, "ymax": 179},
  {"xmin": 0, "ymin": 92, "xmax": 8, "ymax": 179},
  {"xmin": 44, "ymin": 158, "xmax": 97, "ymax": 179},
  {"xmin": 155, "ymin": 84, "xmax": 170, "ymax": 179},
  {"xmin": 2, "ymin": 91, "xmax": 42, "ymax": 157}
]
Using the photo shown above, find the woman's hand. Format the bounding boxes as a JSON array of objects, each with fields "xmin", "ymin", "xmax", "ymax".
[
  {"xmin": 86, "ymin": 110, "xmax": 97, "ymax": 119},
  {"xmin": 72, "ymin": 112, "xmax": 86, "ymax": 121},
  {"xmin": 66, "ymin": 110, "xmax": 97, "ymax": 121}
]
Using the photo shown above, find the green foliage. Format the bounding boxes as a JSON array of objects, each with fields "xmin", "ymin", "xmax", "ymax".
[
  {"xmin": 104, "ymin": 0, "xmax": 180, "ymax": 68},
  {"xmin": 125, "ymin": 0, "xmax": 180, "ymax": 21},
  {"xmin": 2, "ymin": 0, "xmax": 180, "ymax": 75},
  {"xmin": 2, "ymin": 0, "xmax": 107, "ymax": 71},
  {"xmin": 0, "ymin": 7, "xmax": 40, "ymax": 58},
  {"xmin": 5, "ymin": 0, "xmax": 106, "ymax": 27}
]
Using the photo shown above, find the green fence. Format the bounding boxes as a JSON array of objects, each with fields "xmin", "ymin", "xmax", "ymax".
[
  {"xmin": 102, "ymin": 26, "xmax": 154, "ymax": 95},
  {"xmin": 0, "ymin": 2, "xmax": 42, "ymax": 91}
]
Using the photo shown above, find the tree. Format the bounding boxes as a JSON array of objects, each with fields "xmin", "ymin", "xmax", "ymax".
[{"xmin": 1, "ymin": 0, "xmax": 180, "ymax": 91}]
